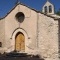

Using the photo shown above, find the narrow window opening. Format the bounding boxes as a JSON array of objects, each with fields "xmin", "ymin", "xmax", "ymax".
[
  {"xmin": 0, "ymin": 42, "xmax": 2, "ymax": 47},
  {"xmin": 44, "ymin": 6, "xmax": 47, "ymax": 14},
  {"xmin": 49, "ymin": 5, "xmax": 52, "ymax": 13}
]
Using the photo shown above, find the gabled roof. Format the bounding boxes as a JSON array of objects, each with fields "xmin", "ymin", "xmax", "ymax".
[
  {"xmin": 0, "ymin": 2, "xmax": 60, "ymax": 20},
  {"xmin": 43, "ymin": 0, "xmax": 53, "ymax": 6}
]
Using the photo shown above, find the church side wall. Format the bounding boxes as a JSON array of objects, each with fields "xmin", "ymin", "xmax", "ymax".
[
  {"xmin": 38, "ymin": 13, "xmax": 59, "ymax": 60},
  {"xmin": 0, "ymin": 19, "xmax": 5, "ymax": 53}
]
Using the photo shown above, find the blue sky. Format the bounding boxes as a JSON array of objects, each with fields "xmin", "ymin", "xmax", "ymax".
[{"xmin": 0, "ymin": 0, "xmax": 60, "ymax": 18}]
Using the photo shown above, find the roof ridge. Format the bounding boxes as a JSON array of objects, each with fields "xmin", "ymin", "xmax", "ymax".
[{"xmin": 0, "ymin": 2, "xmax": 59, "ymax": 20}]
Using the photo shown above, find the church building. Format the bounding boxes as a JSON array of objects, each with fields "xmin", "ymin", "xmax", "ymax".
[{"xmin": 0, "ymin": 0, "xmax": 60, "ymax": 60}]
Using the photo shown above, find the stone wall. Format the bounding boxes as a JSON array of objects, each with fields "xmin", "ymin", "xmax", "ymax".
[
  {"xmin": 38, "ymin": 13, "xmax": 59, "ymax": 60},
  {"xmin": 0, "ymin": 19, "xmax": 5, "ymax": 53}
]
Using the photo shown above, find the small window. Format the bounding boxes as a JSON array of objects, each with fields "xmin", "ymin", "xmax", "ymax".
[
  {"xmin": 0, "ymin": 42, "xmax": 2, "ymax": 47},
  {"xmin": 44, "ymin": 6, "xmax": 47, "ymax": 14},
  {"xmin": 49, "ymin": 5, "xmax": 52, "ymax": 13}
]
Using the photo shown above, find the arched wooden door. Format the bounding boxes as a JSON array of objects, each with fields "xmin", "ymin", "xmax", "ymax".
[{"xmin": 15, "ymin": 32, "xmax": 25, "ymax": 52}]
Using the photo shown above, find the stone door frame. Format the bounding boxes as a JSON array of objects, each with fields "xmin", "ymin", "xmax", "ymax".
[{"xmin": 11, "ymin": 28, "xmax": 28, "ymax": 53}]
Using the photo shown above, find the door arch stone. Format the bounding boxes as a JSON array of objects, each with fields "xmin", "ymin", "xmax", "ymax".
[{"xmin": 11, "ymin": 28, "xmax": 28, "ymax": 52}]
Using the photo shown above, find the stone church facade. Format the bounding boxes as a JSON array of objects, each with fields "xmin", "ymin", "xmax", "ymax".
[{"xmin": 0, "ymin": 1, "xmax": 60, "ymax": 60}]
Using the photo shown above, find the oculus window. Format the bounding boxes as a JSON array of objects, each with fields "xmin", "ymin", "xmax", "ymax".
[{"xmin": 15, "ymin": 12, "xmax": 25, "ymax": 23}]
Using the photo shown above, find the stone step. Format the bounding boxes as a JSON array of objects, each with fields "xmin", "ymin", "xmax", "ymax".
[
  {"xmin": 0, "ymin": 52, "xmax": 44, "ymax": 60},
  {"xmin": 7, "ymin": 53, "xmax": 28, "ymax": 57},
  {"xmin": 0, "ymin": 57, "xmax": 44, "ymax": 60}
]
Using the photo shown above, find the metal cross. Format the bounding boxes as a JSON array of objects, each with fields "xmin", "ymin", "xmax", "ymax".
[
  {"xmin": 47, "ymin": 0, "xmax": 49, "ymax": 1},
  {"xmin": 15, "ymin": 0, "xmax": 20, "ymax": 4}
]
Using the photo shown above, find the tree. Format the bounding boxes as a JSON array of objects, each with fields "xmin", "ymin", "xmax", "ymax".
[{"xmin": 56, "ymin": 8, "xmax": 60, "ymax": 16}]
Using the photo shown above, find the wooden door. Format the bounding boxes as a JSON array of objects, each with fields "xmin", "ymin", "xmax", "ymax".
[{"xmin": 15, "ymin": 32, "xmax": 25, "ymax": 52}]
